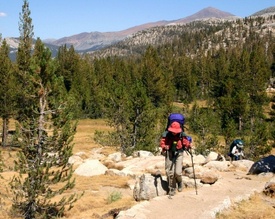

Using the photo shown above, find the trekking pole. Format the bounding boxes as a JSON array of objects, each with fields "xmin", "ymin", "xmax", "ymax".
[{"xmin": 187, "ymin": 150, "xmax": 198, "ymax": 195}]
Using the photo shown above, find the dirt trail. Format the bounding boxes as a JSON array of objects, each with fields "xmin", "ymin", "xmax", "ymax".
[{"xmin": 117, "ymin": 171, "xmax": 274, "ymax": 219}]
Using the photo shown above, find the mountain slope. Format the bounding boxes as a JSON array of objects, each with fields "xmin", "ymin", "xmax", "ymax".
[
  {"xmin": 49, "ymin": 20, "xmax": 170, "ymax": 51},
  {"xmin": 47, "ymin": 7, "xmax": 236, "ymax": 52},
  {"xmin": 251, "ymin": 6, "xmax": 275, "ymax": 16}
]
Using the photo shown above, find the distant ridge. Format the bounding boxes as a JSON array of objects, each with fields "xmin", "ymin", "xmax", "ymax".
[
  {"xmin": 49, "ymin": 20, "xmax": 170, "ymax": 51},
  {"xmin": 251, "ymin": 6, "xmax": 275, "ymax": 16},
  {"xmin": 47, "ymin": 7, "xmax": 236, "ymax": 51}
]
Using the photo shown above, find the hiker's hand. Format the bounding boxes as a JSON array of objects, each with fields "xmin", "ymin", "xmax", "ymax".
[{"xmin": 184, "ymin": 144, "xmax": 191, "ymax": 150}]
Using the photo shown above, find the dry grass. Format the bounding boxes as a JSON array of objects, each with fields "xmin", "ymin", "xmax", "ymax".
[
  {"xmin": 72, "ymin": 119, "xmax": 115, "ymax": 154},
  {"xmin": 0, "ymin": 119, "xmax": 136, "ymax": 219},
  {"xmin": 64, "ymin": 174, "xmax": 136, "ymax": 219},
  {"xmin": 216, "ymin": 193, "xmax": 275, "ymax": 219}
]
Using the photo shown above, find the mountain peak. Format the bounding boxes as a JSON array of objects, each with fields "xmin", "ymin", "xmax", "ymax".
[
  {"xmin": 173, "ymin": 7, "xmax": 236, "ymax": 24},
  {"xmin": 198, "ymin": 6, "xmax": 235, "ymax": 17}
]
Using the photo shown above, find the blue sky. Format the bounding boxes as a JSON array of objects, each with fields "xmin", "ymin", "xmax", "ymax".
[{"xmin": 0, "ymin": 0, "xmax": 274, "ymax": 40}]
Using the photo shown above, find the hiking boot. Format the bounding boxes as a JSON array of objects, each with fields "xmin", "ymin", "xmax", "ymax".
[
  {"xmin": 178, "ymin": 182, "xmax": 183, "ymax": 192},
  {"xmin": 169, "ymin": 188, "xmax": 175, "ymax": 196}
]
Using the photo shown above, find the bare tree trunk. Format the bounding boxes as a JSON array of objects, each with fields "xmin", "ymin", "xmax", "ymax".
[
  {"xmin": 250, "ymin": 116, "xmax": 254, "ymax": 132},
  {"xmin": 1, "ymin": 117, "xmax": 9, "ymax": 147},
  {"xmin": 239, "ymin": 115, "xmax": 242, "ymax": 131}
]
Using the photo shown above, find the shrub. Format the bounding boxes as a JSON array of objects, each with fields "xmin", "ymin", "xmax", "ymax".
[{"xmin": 107, "ymin": 191, "xmax": 122, "ymax": 204}]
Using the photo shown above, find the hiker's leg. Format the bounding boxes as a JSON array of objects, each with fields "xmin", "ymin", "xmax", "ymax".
[
  {"xmin": 175, "ymin": 152, "xmax": 183, "ymax": 191},
  {"xmin": 165, "ymin": 151, "xmax": 173, "ymax": 175},
  {"xmin": 174, "ymin": 152, "xmax": 183, "ymax": 181},
  {"xmin": 165, "ymin": 151, "xmax": 176, "ymax": 193}
]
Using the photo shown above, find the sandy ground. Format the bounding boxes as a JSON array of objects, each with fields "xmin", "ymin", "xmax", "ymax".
[{"xmin": 117, "ymin": 171, "xmax": 275, "ymax": 219}]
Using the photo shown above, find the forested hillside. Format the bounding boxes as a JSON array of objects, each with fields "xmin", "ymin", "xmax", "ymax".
[{"xmin": 93, "ymin": 14, "xmax": 275, "ymax": 58}]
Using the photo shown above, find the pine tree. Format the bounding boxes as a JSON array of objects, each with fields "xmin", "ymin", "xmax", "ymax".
[
  {"xmin": 17, "ymin": 0, "xmax": 33, "ymax": 73},
  {"xmin": 189, "ymin": 103, "xmax": 221, "ymax": 155},
  {"xmin": 97, "ymin": 57, "xmax": 161, "ymax": 154},
  {"xmin": 0, "ymin": 39, "xmax": 17, "ymax": 146},
  {"xmin": 15, "ymin": 0, "xmax": 35, "ymax": 122},
  {"xmin": 244, "ymin": 43, "xmax": 271, "ymax": 159},
  {"xmin": 54, "ymin": 45, "xmax": 87, "ymax": 117},
  {"xmin": 10, "ymin": 2, "xmax": 82, "ymax": 218},
  {"xmin": 55, "ymin": 45, "xmax": 80, "ymax": 92},
  {"xmin": 141, "ymin": 46, "xmax": 174, "ymax": 108},
  {"xmin": 172, "ymin": 55, "xmax": 196, "ymax": 103},
  {"xmin": 270, "ymin": 95, "xmax": 275, "ymax": 147}
]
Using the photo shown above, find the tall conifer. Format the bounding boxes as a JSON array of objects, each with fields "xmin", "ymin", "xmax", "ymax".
[
  {"xmin": 10, "ymin": 1, "xmax": 82, "ymax": 218},
  {"xmin": 0, "ymin": 39, "xmax": 17, "ymax": 146}
]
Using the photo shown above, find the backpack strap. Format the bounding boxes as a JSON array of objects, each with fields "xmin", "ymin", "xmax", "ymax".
[
  {"xmin": 162, "ymin": 131, "xmax": 169, "ymax": 138},
  {"xmin": 179, "ymin": 131, "xmax": 188, "ymax": 139}
]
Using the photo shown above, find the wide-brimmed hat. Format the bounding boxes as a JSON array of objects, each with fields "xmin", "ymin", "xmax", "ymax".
[
  {"xmin": 235, "ymin": 139, "xmax": 244, "ymax": 148},
  {"xmin": 168, "ymin": 122, "xmax": 182, "ymax": 134}
]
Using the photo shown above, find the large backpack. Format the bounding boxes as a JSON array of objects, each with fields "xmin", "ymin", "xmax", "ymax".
[{"xmin": 166, "ymin": 113, "xmax": 185, "ymax": 131}]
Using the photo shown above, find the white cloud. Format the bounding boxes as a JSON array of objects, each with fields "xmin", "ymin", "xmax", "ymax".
[{"xmin": 0, "ymin": 12, "xmax": 7, "ymax": 17}]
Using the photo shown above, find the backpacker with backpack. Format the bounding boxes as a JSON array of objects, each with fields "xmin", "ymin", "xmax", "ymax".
[
  {"xmin": 228, "ymin": 139, "xmax": 244, "ymax": 160},
  {"xmin": 160, "ymin": 113, "xmax": 192, "ymax": 196}
]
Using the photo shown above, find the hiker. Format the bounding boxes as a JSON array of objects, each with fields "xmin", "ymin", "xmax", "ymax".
[
  {"xmin": 228, "ymin": 139, "xmax": 244, "ymax": 161},
  {"xmin": 160, "ymin": 120, "xmax": 191, "ymax": 196}
]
